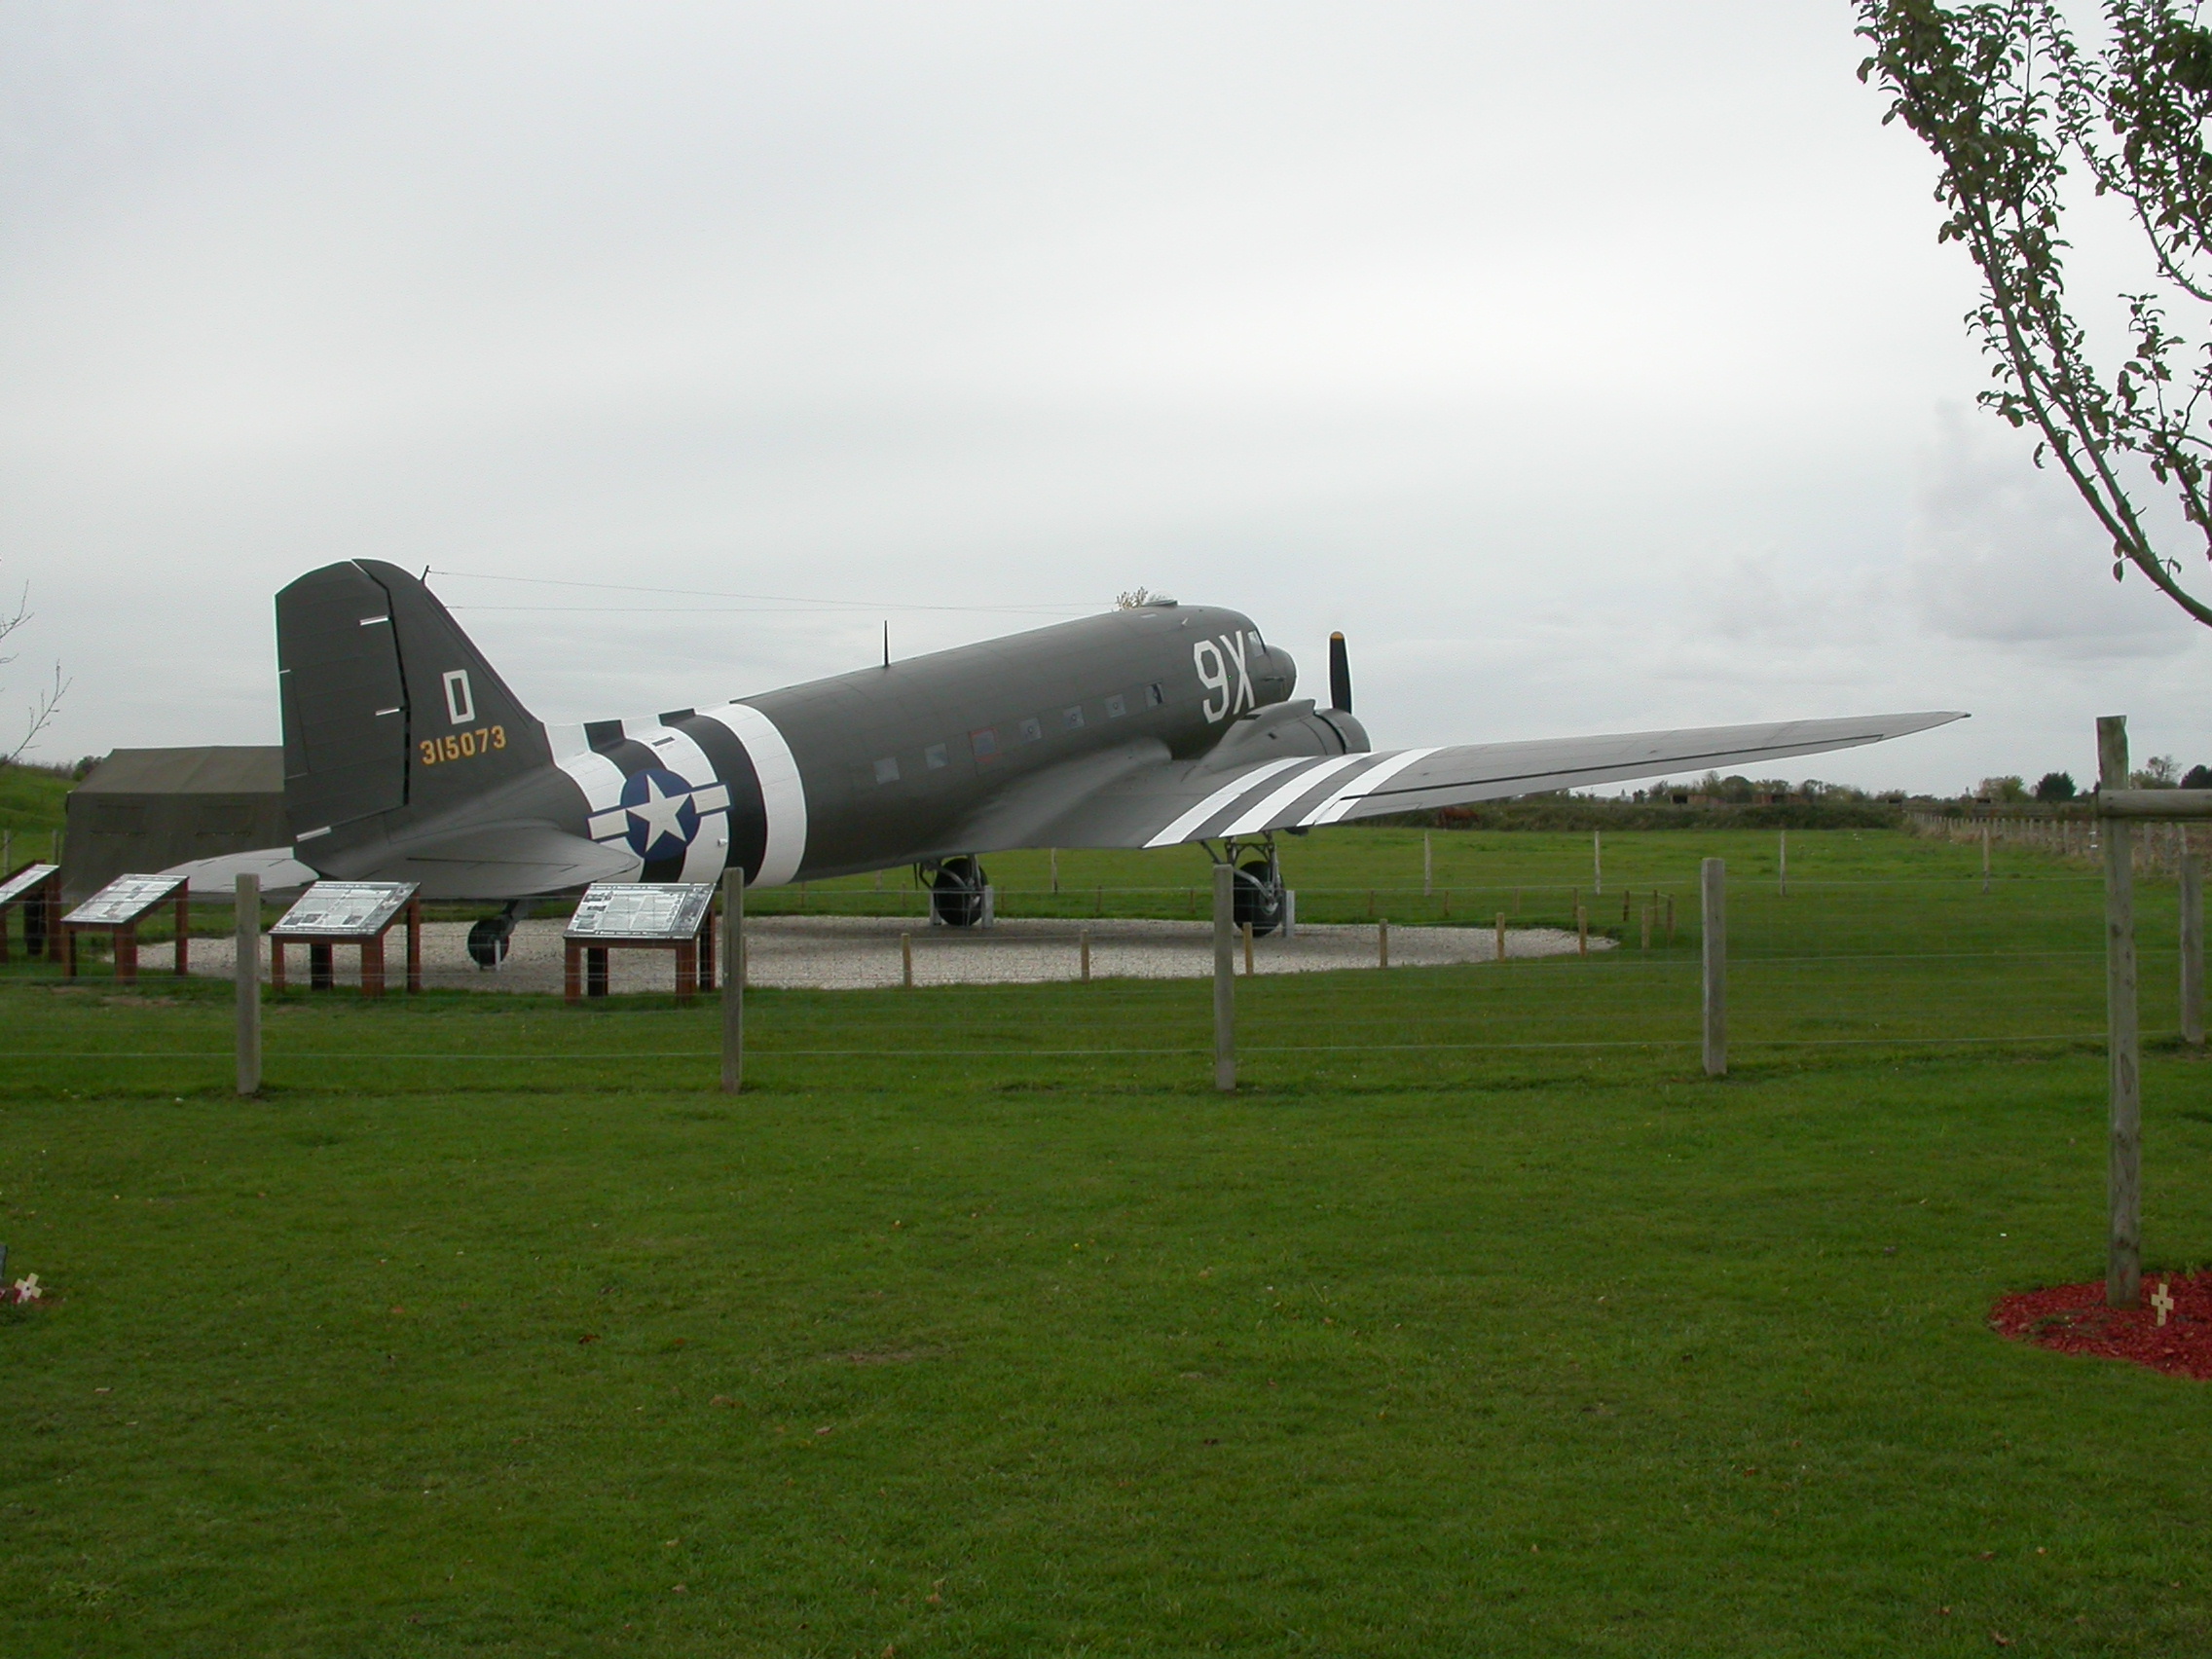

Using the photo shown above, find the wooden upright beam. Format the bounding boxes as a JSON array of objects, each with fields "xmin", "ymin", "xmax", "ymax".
[
  {"xmin": 1213, "ymin": 862, "xmax": 1235, "ymax": 1092},
  {"xmin": 720, "ymin": 869, "xmax": 744, "ymax": 1094},
  {"xmin": 2183, "ymin": 856, "xmax": 2205, "ymax": 1050},
  {"xmin": 2100, "ymin": 716, "xmax": 2141, "ymax": 1309},
  {"xmin": 235, "ymin": 873, "xmax": 261, "ymax": 1096},
  {"xmin": 1701, "ymin": 858, "xmax": 1726, "ymax": 1078}
]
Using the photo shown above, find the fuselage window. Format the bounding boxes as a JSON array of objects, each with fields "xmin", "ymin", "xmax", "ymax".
[
  {"xmin": 873, "ymin": 756, "xmax": 900, "ymax": 784},
  {"xmin": 1104, "ymin": 694, "xmax": 1126, "ymax": 719},
  {"xmin": 1062, "ymin": 706, "xmax": 1084, "ymax": 730},
  {"xmin": 972, "ymin": 728, "xmax": 998, "ymax": 759},
  {"xmin": 1017, "ymin": 717, "xmax": 1043, "ymax": 744},
  {"xmin": 1145, "ymin": 683, "xmax": 1164, "ymax": 708},
  {"xmin": 925, "ymin": 743, "xmax": 948, "ymax": 769}
]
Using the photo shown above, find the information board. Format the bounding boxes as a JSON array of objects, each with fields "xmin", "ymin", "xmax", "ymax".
[
  {"xmin": 272, "ymin": 881, "xmax": 419, "ymax": 939},
  {"xmin": 64, "ymin": 873, "xmax": 185, "ymax": 927},
  {"xmin": 0, "ymin": 863, "xmax": 58, "ymax": 907},
  {"xmin": 566, "ymin": 883, "xmax": 715, "ymax": 942}
]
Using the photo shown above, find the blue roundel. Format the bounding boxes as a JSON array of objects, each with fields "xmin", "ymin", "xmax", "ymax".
[{"xmin": 620, "ymin": 767, "xmax": 702, "ymax": 862}]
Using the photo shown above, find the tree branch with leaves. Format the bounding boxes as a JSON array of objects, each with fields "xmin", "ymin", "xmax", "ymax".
[{"xmin": 1858, "ymin": 0, "xmax": 2212, "ymax": 626}]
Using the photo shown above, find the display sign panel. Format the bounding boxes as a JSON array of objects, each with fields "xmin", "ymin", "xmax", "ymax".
[
  {"xmin": 0, "ymin": 863, "xmax": 58, "ymax": 907},
  {"xmin": 565, "ymin": 882, "xmax": 715, "ymax": 941},
  {"xmin": 272, "ymin": 881, "xmax": 419, "ymax": 939},
  {"xmin": 64, "ymin": 873, "xmax": 185, "ymax": 926}
]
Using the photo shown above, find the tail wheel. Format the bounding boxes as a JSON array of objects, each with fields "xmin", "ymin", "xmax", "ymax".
[
  {"xmin": 931, "ymin": 856, "xmax": 988, "ymax": 927},
  {"xmin": 1233, "ymin": 859, "xmax": 1285, "ymax": 936}
]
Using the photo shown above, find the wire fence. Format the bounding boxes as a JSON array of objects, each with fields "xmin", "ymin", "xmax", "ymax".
[{"xmin": 8, "ymin": 863, "xmax": 2185, "ymax": 1097}]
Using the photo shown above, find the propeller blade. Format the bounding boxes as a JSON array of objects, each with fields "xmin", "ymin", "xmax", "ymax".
[{"xmin": 1328, "ymin": 631, "xmax": 1352, "ymax": 713}]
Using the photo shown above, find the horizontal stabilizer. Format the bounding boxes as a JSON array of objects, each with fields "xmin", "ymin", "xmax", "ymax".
[
  {"xmin": 378, "ymin": 822, "xmax": 641, "ymax": 900},
  {"xmin": 156, "ymin": 847, "xmax": 321, "ymax": 897}
]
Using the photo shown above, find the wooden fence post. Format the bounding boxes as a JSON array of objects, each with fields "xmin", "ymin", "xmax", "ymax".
[
  {"xmin": 1702, "ymin": 858, "xmax": 1726, "ymax": 1078},
  {"xmin": 2099, "ymin": 716, "xmax": 2140, "ymax": 1308},
  {"xmin": 1213, "ymin": 863, "xmax": 1235, "ymax": 1092},
  {"xmin": 720, "ymin": 870, "xmax": 744, "ymax": 1094},
  {"xmin": 1779, "ymin": 830, "xmax": 1788, "ymax": 898},
  {"xmin": 1593, "ymin": 830, "xmax": 1603, "ymax": 896},
  {"xmin": 1422, "ymin": 830, "xmax": 1432, "ymax": 898},
  {"xmin": 1494, "ymin": 912, "xmax": 1506, "ymax": 963},
  {"xmin": 235, "ymin": 873, "xmax": 261, "ymax": 1096},
  {"xmin": 2183, "ymin": 855, "xmax": 2204, "ymax": 1049}
]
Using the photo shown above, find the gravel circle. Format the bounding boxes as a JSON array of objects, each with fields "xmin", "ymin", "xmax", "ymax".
[{"xmin": 172, "ymin": 913, "xmax": 1609, "ymax": 994}]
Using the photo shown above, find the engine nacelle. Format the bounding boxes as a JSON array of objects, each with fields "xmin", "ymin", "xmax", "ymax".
[{"xmin": 1193, "ymin": 699, "xmax": 1369, "ymax": 773}]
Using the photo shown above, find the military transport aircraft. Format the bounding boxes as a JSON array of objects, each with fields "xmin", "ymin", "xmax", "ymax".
[{"xmin": 272, "ymin": 560, "xmax": 1962, "ymax": 960}]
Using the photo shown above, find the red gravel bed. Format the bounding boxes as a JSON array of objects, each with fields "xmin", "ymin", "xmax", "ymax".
[{"xmin": 1990, "ymin": 1272, "xmax": 2212, "ymax": 1380}]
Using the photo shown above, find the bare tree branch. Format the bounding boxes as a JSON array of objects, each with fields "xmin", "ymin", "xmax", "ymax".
[{"xmin": 0, "ymin": 571, "xmax": 68, "ymax": 765}]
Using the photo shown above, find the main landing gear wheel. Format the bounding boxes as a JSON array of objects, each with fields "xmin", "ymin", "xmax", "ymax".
[
  {"xmin": 1233, "ymin": 858, "xmax": 1286, "ymax": 937},
  {"xmin": 468, "ymin": 902, "xmax": 528, "ymax": 969},
  {"xmin": 930, "ymin": 856, "xmax": 989, "ymax": 928}
]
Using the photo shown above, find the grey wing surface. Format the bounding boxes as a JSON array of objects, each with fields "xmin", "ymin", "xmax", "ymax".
[{"xmin": 1013, "ymin": 710, "xmax": 1967, "ymax": 850}]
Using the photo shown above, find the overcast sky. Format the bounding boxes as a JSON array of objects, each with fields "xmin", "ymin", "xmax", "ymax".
[{"xmin": 4, "ymin": 1, "xmax": 2206, "ymax": 793}]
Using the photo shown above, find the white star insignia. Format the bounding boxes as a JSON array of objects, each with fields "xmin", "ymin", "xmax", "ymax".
[{"xmin": 626, "ymin": 776, "xmax": 692, "ymax": 851}]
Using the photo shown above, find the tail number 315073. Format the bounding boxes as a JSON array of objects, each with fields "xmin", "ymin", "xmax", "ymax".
[{"xmin": 420, "ymin": 725, "xmax": 505, "ymax": 766}]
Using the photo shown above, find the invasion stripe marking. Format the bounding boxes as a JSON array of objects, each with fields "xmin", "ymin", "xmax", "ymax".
[
  {"xmin": 619, "ymin": 719, "xmax": 732, "ymax": 884},
  {"xmin": 1141, "ymin": 757, "xmax": 1306, "ymax": 849},
  {"xmin": 1217, "ymin": 752, "xmax": 1374, "ymax": 836},
  {"xmin": 689, "ymin": 702, "xmax": 808, "ymax": 888},
  {"xmin": 1301, "ymin": 747, "xmax": 1443, "ymax": 826}
]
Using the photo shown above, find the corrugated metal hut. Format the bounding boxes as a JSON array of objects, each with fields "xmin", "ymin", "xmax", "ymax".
[{"xmin": 63, "ymin": 747, "xmax": 287, "ymax": 899}]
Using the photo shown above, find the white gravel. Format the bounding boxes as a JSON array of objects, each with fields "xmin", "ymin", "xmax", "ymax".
[{"xmin": 172, "ymin": 913, "xmax": 1607, "ymax": 994}]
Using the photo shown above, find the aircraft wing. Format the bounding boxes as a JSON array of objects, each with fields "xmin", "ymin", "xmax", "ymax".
[{"xmin": 1012, "ymin": 710, "xmax": 1967, "ymax": 850}]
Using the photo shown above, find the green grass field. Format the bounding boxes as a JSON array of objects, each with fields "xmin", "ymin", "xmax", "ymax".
[{"xmin": 6, "ymin": 828, "xmax": 2210, "ymax": 1655}]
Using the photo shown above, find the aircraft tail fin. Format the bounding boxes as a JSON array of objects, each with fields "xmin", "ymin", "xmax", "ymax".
[{"xmin": 276, "ymin": 560, "xmax": 551, "ymax": 844}]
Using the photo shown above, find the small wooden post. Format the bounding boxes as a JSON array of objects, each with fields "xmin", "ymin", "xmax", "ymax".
[
  {"xmin": 1981, "ymin": 820, "xmax": 1992, "ymax": 895},
  {"xmin": 405, "ymin": 901, "xmax": 422, "ymax": 993},
  {"xmin": 1641, "ymin": 901, "xmax": 1651, "ymax": 951},
  {"xmin": 1702, "ymin": 858, "xmax": 1726, "ymax": 1078},
  {"xmin": 901, "ymin": 931, "xmax": 913, "ymax": 988},
  {"xmin": 1378, "ymin": 917, "xmax": 1389, "ymax": 969},
  {"xmin": 2182, "ymin": 856, "xmax": 2204, "ymax": 1049},
  {"xmin": 720, "ymin": 869, "xmax": 744, "ymax": 1094},
  {"xmin": 172, "ymin": 892, "xmax": 190, "ymax": 977},
  {"xmin": 1079, "ymin": 927, "xmax": 1090, "ymax": 983},
  {"xmin": 1422, "ymin": 831, "xmax": 1433, "ymax": 898},
  {"xmin": 1213, "ymin": 863, "xmax": 1235, "ymax": 1092},
  {"xmin": 1593, "ymin": 830, "xmax": 1603, "ymax": 896},
  {"xmin": 235, "ymin": 873, "xmax": 261, "ymax": 1096},
  {"xmin": 1779, "ymin": 830, "xmax": 1788, "ymax": 898},
  {"xmin": 2100, "ymin": 716, "xmax": 2140, "ymax": 1308},
  {"xmin": 1575, "ymin": 904, "xmax": 1587, "ymax": 958},
  {"xmin": 1666, "ymin": 893, "xmax": 1676, "ymax": 944},
  {"xmin": 1494, "ymin": 912, "xmax": 1506, "ymax": 963},
  {"xmin": 1050, "ymin": 847, "xmax": 1059, "ymax": 895},
  {"xmin": 1242, "ymin": 919, "xmax": 1255, "ymax": 977},
  {"xmin": 361, "ymin": 934, "xmax": 387, "ymax": 997}
]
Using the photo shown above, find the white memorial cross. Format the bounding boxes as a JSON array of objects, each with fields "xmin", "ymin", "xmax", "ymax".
[{"xmin": 2152, "ymin": 1280, "xmax": 2175, "ymax": 1327}]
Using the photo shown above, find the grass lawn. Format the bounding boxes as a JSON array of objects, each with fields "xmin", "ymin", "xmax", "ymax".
[{"xmin": 5, "ymin": 828, "xmax": 2210, "ymax": 1655}]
